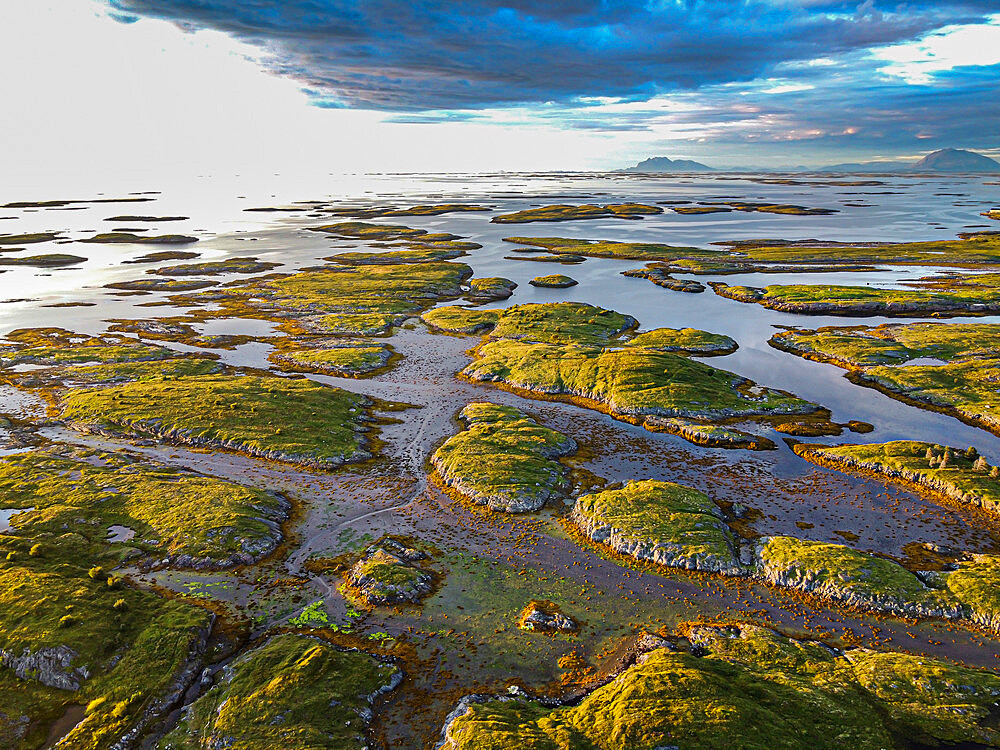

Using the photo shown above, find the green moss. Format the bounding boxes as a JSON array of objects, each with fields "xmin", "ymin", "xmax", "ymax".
[
  {"xmin": 0, "ymin": 546, "xmax": 211, "ymax": 749},
  {"xmin": 0, "ymin": 232, "xmax": 65, "ymax": 245},
  {"xmin": 148, "ymin": 257, "xmax": 280, "ymax": 276},
  {"xmin": 503, "ymin": 236, "xmax": 718, "ymax": 262},
  {"xmin": 488, "ymin": 302, "xmax": 635, "ymax": 345},
  {"xmin": 529, "ymin": 274, "xmax": 577, "ymax": 288},
  {"xmin": 572, "ymin": 480, "xmax": 740, "ymax": 573},
  {"xmin": 324, "ymin": 247, "xmax": 467, "ymax": 264},
  {"xmin": 738, "ymin": 230, "xmax": 1000, "ymax": 267},
  {"xmin": 443, "ymin": 621, "xmax": 1000, "ymax": 749},
  {"xmin": 105, "ymin": 216, "xmax": 189, "ymax": 223},
  {"xmin": 625, "ymin": 327, "xmax": 737, "ymax": 355},
  {"xmin": 319, "ymin": 204, "xmax": 490, "ymax": 219},
  {"xmin": 491, "ymin": 203, "xmax": 662, "ymax": 224},
  {"xmin": 464, "ymin": 339, "xmax": 813, "ymax": 421},
  {"xmin": 158, "ymin": 634, "xmax": 398, "ymax": 750},
  {"xmin": 792, "ymin": 441, "xmax": 1000, "ymax": 514},
  {"xmin": 268, "ymin": 340, "xmax": 394, "ymax": 376},
  {"xmin": 421, "ymin": 306, "xmax": 501, "ymax": 334},
  {"xmin": 772, "ymin": 322, "xmax": 1000, "ymax": 367},
  {"xmin": 714, "ymin": 272, "xmax": 1000, "ymax": 316},
  {"xmin": 79, "ymin": 233, "xmax": 198, "ymax": 245},
  {"xmin": 308, "ymin": 221, "xmax": 428, "ymax": 241},
  {"xmin": 940, "ymin": 555, "xmax": 1000, "ymax": 630},
  {"xmin": 0, "ymin": 254, "xmax": 87, "ymax": 267},
  {"xmin": 755, "ymin": 536, "xmax": 954, "ymax": 615},
  {"xmin": 105, "ymin": 278, "xmax": 215, "ymax": 292},
  {"xmin": 466, "ymin": 277, "xmax": 517, "ymax": 302},
  {"xmin": 121, "ymin": 250, "xmax": 199, "ymax": 264},
  {"xmin": 432, "ymin": 402, "xmax": 576, "ymax": 512},
  {"xmin": 0, "ymin": 448, "xmax": 286, "ymax": 566},
  {"xmin": 773, "ymin": 323, "xmax": 1000, "ymax": 432},
  {"xmin": 195, "ymin": 261, "xmax": 471, "ymax": 336},
  {"xmin": 674, "ymin": 201, "xmax": 837, "ymax": 216},
  {"xmin": 848, "ymin": 649, "xmax": 1000, "ymax": 745},
  {"xmin": 60, "ymin": 374, "xmax": 371, "ymax": 469}
]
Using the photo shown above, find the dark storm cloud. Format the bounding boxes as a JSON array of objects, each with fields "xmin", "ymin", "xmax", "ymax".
[{"xmin": 105, "ymin": 1, "xmax": 996, "ymax": 111}]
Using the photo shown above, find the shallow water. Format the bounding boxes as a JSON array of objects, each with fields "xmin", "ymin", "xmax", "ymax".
[{"xmin": 4, "ymin": 171, "xmax": 1000, "ymax": 748}]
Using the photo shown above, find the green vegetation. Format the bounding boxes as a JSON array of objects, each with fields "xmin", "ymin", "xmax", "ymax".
[
  {"xmin": 194, "ymin": 261, "xmax": 471, "ymax": 336},
  {"xmin": 504, "ymin": 236, "xmax": 718, "ymax": 262},
  {"xmin": 754, "ymin": 536, "xmax": 957, "ymax": 617},
  {"xmin": 60, "ymin": 374, "xmax": 371, "ymax": 469},
  {"xmin": 345, "ymin": 539, "xmax": 433, "ymax": 605},
  {"xmin": 421, "ymin": 306, "xmax": 500, "ymax": 334},
  {"xmin": 159, "ymin": 635, "xmax": 398, "ymax": 750},
  {"xmin": 0, "ymin": 254, "xmax": 86, "ymax": 267},
  {"xmin": 122, "ymin": 250, "xmax": 199, "ymax": 264},
  {"xmin": 529, "ymin": 274, "xmax": 577, "ymax": 288},
  {"xmin": 644, "ymin": 417, "xmax": 775, "ymax": 450},
  {"xmin": 773, "ymin": 323, "xmax": 1000, "ymax": 432},
  {"xmin": 324, "ymin": 246, "xmax": 467, "ymax": 264},
  {"xmin": 735, "ymin": 230, "xmax": 1000, "ymax": 267},
  {"xmin": 626, "ymin": 327, "xmax": 737, "ymax": 355},
  {"xmin": 0, "ymin": 232, "xmax": 65, "ymax": 245},
  {"xmin": 105, "ymin": 278, "xmax": 215, "ymax": 292},
  {"xmin": 308, "ymin": 221, "xmax": 428, "ymax": 241},
  {"xmin": 432, "ymin": 402, "xmax": 576, "ymax": 512},
  {"xmin": 463, "ymin": 339, "xmax": 814, "ymax": 421},
  {"xmin": 466, "ymin": 277, "xmax": 517, "ymax": 302},
  {"xmin": 488, "ymin": 302, "xmax": 635, "ymax": 345},
  {"xmin": 440, "ymin": 622, "xmax": 1000, "ymax": 749},
  {"xmin": 792, "ymin": 441, "xmax": 1000, "ymax": 515},
  {"xmin": 0, "ymin": 541, "xmax": 211, "ymax": 749},
  {"xmin": 572, "ymin": 480, "xmax": 741, "ymax": 573},
  {"xmin": 771, "ymin": 322, "xmax": 1000, "ymax": 367},
  {"xmin": 0, "ymin": 328, "xmax": 220, "ymax": 388},
  {"xmin": 673, "ymin": 201, "xmax": 837, "ymax": 216},
  {"xmin": 268, "ymin": 339, "xmax": 394, "ymax": 376},
  {"xmin": 0, "ymin": 448, "xmax": 286, "ymax": 567},
  {"xmin": 148, "ymin": 257, "xmax": 280, "ymax": 276},
  {"xmin": 713, "ymin": 272, "xmax": 1000, "ymax": 316},
  {"xmin": 940, "ymin": 554, "xmax": 1000, "ymax": 631},
  {"xmin": 0, "ymin": 328, "xmax": 175, "ymax": 366},
  {"xmin": 491, "ymin": 203, "xmax": 662, "ymax": 223},
  {"xmin": 318, "ymin": 203, "xmax": 490, "ymax": 219},
  {"xmin": 79, "ymin": 233, "xmax": 198, "ymax": 244}
]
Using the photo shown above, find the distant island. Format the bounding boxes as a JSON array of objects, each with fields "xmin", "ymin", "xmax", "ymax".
[
  {"xmin": 620, "ymin": 156, "xmax": 715, "ymax": 172},
  {"xmin": 621, "ymin": 148, "xmax": 999, "ymax": 174},
  {"xmin": 820, "ymin": 149, "xmax": 1000, "ymax": 173}
]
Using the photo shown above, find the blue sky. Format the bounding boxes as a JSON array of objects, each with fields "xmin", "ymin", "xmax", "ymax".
[{"xmin": 3, "ymin": 1, "xmax": 999, "ymax": 176}]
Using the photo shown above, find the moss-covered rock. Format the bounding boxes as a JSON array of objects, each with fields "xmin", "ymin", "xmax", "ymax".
[
  {"xmin": 159, "ymin": 634, "xmax": 399, "ymax": 750},
  {"xmin": 529, "ymin": 274, "xmax": 577, "ymax": 288},
  {"xmin": 572, "ymin": 480, "xmax": 742, "ymax": 574},
  {"xmin": 0, "ymin": 448, "xmax": 287, "ymax": 569},
  {"xmin": 492, "ymin": 203, "xmax": 662, "ymax": 224},
  {"xmin": 148, "ymin": 257, "xmax": 280, "ymax": 276},
  {"xmin": 463, "ymin": 339, "xmax": 814, "ymax": 422},
  {"xmin": 441, "ymin": 622, "xmax": 1000, "ymax": 750},
  {"xmin": 60, "ymin": 374, "xmax": 372, "ymax": 469},
  {"xmin": 268, "ymin": 338, "xmax": 395, "ymax": 377},
  {"xmin": 754, "ymin": 536, "xmax": 959, "ymax": 618},
  {"xmin": 345, "ymin": 538, "xmax": 434, "ymax": 605},
  {"xmin": 432, "ymin": 403, "xmax": 576, "ymax": 513},
  {"xmin": 792, "ymin": 441, "xmax": 1000, "ymax": 515},
  {"xmin": 79, "ymin": 233, "xmax": 197, "ymax": 245}
]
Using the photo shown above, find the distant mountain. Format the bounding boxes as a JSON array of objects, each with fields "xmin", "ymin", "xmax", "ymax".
[
  {"xmin": 621, "ymin": 156, "xmax": 715, "ymax": 172},
  {"xmin": 817, "ymin": 149, "xmax": 999, "ymax": 174},
  {"xmin": 911, "ymin": 148, "xmax": 1000, "ymax": 172}
]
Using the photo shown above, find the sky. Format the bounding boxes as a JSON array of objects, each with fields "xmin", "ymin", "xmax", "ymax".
[{"xmin": 2, "ymin": 0, "xmax": 999, "ymax": 179}]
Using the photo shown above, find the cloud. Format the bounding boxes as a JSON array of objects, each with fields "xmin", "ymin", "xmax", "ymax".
[{"xmin": 105, "ymin": 0, "xmax": 995, "ymax": 111}]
